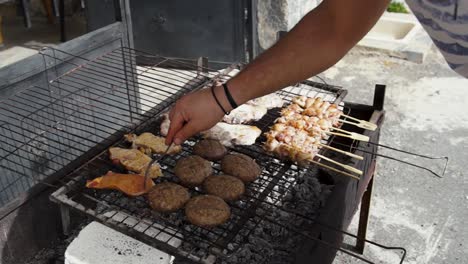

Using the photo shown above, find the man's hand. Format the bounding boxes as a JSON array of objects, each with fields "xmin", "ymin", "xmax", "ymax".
[
  {"xmin": 165, "ymin": 86, "xmax": 226, "ymax": 145},
  {"xmin": 165, "ymin": 0, "xmax": 389, "ymax": 145}
]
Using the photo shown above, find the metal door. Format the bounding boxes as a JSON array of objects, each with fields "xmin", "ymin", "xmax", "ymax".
[{"xmin": 86, "ymin": 0, "xmax": 255, "ymax": 67}]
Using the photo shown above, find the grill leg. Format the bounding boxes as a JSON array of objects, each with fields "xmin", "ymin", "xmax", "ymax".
[
  {"xmin": 355, "ymin": 173, "xmax": 375, "ymax": 254},
  {"xmin": 60, "ymin": 204, "xmax": 71, "ymax": 235}
]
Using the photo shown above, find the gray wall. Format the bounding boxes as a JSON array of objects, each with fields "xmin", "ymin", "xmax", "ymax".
[{"xmin": 255, "ymin": 0, "xmax": 319, "ymax": 52}]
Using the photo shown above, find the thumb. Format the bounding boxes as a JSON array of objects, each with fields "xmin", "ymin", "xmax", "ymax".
[{"xmin": 173, "ymin": 121, "xmax": 199, "ymax": 145}]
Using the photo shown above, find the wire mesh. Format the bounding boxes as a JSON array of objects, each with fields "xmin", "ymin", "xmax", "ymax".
[
  {"xmin": 49, "ymin": 80, "xmax": 346, "ymax": 262},
  {"xmin": 0, "ymin": 47, "xmax": 217, "ymax": 208}
]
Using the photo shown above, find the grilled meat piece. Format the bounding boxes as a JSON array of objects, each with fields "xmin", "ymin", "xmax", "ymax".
[
  {"xmin": 125, "ymin": 132, "xmax": 181, "ymax": 155},
  {"xmin": 109, "ymin": 147, "xmax": 162, "ymax": 178},
  {"xmin": 174, "ymin": 155, "xmax": 213, "ymax": 187},
  {"xmin": 203, "ymin": 175, "xmax": 245, "ymax": 201},
  {"xmin": 185, "ymin": 195, "xmax": 231, "ymax": 227},
  {"xmin": 193, "ymin": 139, "xmax": 227, "ymax": 161},
  {"xmin": 246, "ymin": 93, "xmax": 284, "ymax": 109},
  {"xmin": 147, "ymin": 182, "xmax": 190, "ymax": 212},
  {"xmin": 161, "ymin": 112, "xmax": 261, "ymax": 147},
  {"xmin": 200, "ymin": 122, "xmax": 261, "ymax": 147},
  {"xmin": 221, "ymin": 153, "xmax": 261, "ymax": 183},
  {"xmin": 160, "ymin": 112, "xmax": 170, "ymax": 137},
  {"xmin": 86, "ymin": 171, "xmax": 155, "ymax": 197},
  {"xmin": 222, "ymin": 104, "xmax": 268, "ymax": 124}
]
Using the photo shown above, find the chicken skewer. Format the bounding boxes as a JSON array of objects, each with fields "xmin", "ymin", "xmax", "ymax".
[
  {"xmin": 264, "ymin": 95, "xmax": 369, "ymax": 177},
  {"xmin": 291, "ymin": 96, "xmax": 377, "ymax": 131},
  {"xmin": 266, "ymin": 122, "xmax": 364, "ymax": 160},
  {"xmin": 264, "ymin": 131, "xmax": 362, "ymax": 177},
  {"xmin": 276, "ymin": 113, "xmax": 370, "ymax": 142},
  {"xmin": 265, "ymin": 124, "xmax": 362, "ymax": 175}
]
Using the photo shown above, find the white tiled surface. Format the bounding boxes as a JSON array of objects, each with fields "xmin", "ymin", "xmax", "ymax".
[{"xmin": 65, "ymin": 221, "xmax": 172, "ymax": 264}]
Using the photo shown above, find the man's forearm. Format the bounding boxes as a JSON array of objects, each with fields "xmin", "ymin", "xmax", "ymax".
[{"xmin": 227, "ymin": 0, "xmax": 389, "ymax": 105}]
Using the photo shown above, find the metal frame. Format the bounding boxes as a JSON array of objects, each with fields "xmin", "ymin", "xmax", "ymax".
[{"xmin": 0, "ymin": 0, "xmax": 133, "ymax": 219}]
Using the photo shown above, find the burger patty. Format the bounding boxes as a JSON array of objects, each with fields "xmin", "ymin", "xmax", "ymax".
[
  {"xmin": 221, "ymin": 153, "xmax": 261, "ymax": 182},
  {"xmin": 147, "ymin": 182, "xmax": 190, "ymax": 212},
  {"xmin": 193, "ymin": 139, "xmax": 227, "ymax": 161},
  {"xmin": 185, "ymin": 195, "xmax": 231, "ymax": 227},
  {"xmin": 174, "ymin": 155, "xmax": 213, "ymax": 187},
  {"xmin": 203, "ymin": 175, "xmax": 245, "ymax": 201}
]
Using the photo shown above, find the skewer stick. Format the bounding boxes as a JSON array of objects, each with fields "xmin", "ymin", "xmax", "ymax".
[
  {"xmin": 329, "ymin": 127, "xmax": 370, "ymax": 142},
  {"xmin": 319, "ymin": 144, "xmax": 364, "ymax": 160},
  {"xmin": 339, "ymin": 118, "xmax": 376, "ymax": 131},
  {"xmin": 326, "ymin": 131, "xmax": 369, "ymax": 142},
  {"xmin": 316, "ymin": 154, "xmax": 363, "ymax": 175},
  {"xmin": 340, "ymin": 114, "xmax": 377, "ymax": 130},
  {"xmin": 308, "ymin": 159, "xmax": 360, "ymax": 180}
]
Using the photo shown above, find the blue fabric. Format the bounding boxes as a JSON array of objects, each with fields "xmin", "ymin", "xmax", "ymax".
[{"xmin": 406, "ymin": 0, "xmax": 468, "ymax": 77}]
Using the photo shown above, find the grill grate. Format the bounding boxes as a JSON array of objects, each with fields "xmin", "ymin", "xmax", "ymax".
[
  {"xmin": 48, "ymin": 71, "xmax": 347, "ymax": 262},
  {"xmin": 0, "ymin": 47, "xmax": 218, "ymax": 208}
]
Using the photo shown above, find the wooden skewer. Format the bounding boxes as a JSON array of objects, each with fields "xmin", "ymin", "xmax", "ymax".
[
  {"xmin": 329, "ymin": 127, "xmax": 370, "ymax": 142},
  {"xmin": 326, "ymin": 131, "xmax": 369, "ymax": 142},
  {"xmin": 319, "ymin": 144, "xmax": 364, "ymax": 160},
  {"xmin": 308, "ymin": 159, "xmax": 360, "ymax": 180},
  {"xmin": 268, "ymin": 140, "xmax": 361, "ymax": 180},
  {"xmin": 340, "ymin": 114, "xmax": 377, "ymax": 130},
  {"xmin": 316, "ymin": 154, "xmax": 363, "ymax": 175},
  {"xmin": 339, "ymin": 118, "xmax": 376, "ymax": 131}
]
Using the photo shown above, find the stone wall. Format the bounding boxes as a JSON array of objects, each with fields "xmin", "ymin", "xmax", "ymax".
[{"xmin": 256, "ymin": 0, "xmax": 320, "ymax": 53}]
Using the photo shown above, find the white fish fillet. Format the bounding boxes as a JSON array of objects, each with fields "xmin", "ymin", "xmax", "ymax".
[
  {"xmin": 160, "ymin": 112, "xmax": 170, "ymax": 136},
  {"xmin": 200, "ymin": 122, "xmax": 261, "ymax": 147},
  {"xmin": 160, "ymin": 113, "xmax": 261, "ymax": 147},
  {"xmin": 222, "ymin": 104, "xmax": 267, "ymax": 124},
  {"xmin": 247, "ymin": 93, "xmax": 284, "ymax": 109}
]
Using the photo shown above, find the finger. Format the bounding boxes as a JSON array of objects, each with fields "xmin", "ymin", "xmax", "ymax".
[
  {"xmin": 173, "ymin": 121, "xmax": 200, "ymax": 145},
  {"xmin": 169, "ymin": 107, "xmax": 176, "ymax": 121},
  {"xmin": 166, "ymin": 111, "xmax": 184, "ymax": 145}
]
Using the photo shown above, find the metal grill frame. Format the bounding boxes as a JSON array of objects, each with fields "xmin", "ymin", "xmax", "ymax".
[{"xmin": 40, "ymin": 45, "xmax": 351, "ymax": 263}]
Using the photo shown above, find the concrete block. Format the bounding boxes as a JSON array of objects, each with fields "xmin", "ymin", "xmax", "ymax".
[
  {"xmin": 358, "ymin": 12, "xmax": 433, "ymax": 63},
  {"xmin": 65, "ymin": 221, "xmax": 172, "ymax": 264},
  {"xmin": 0, "ymin": 47, "xmax": 37, "ymax": 68}
]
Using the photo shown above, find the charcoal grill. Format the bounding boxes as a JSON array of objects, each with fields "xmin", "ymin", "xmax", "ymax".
[
  {"xmin": 1, "ymin": 41, "xmax": 407, "ymax": 262},
  {"xmin": 44, "ymin": 46, "xmax": 354, "ymax": 262},
  {"xmin": 0, "ymin": 1, "xmax": 449, "ymax": 263}
]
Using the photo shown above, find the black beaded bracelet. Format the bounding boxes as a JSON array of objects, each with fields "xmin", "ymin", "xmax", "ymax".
[
  {"xmin": 211, "ymin": 85, "xmax": 229, "ymax": 115},
  {"xmin": 222, "ymin": 83, "xmax": 238, "ymax": 109}
]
